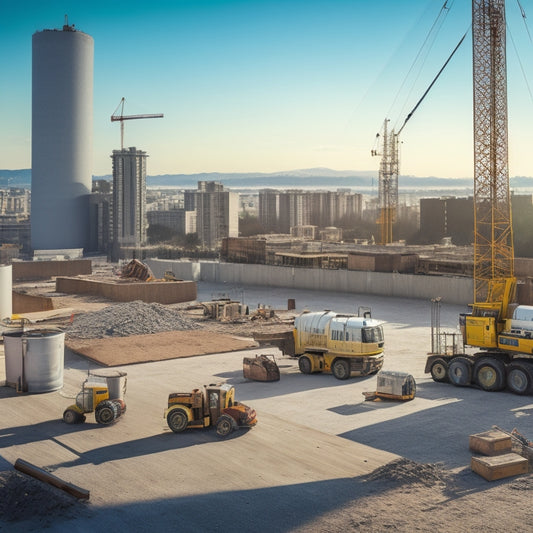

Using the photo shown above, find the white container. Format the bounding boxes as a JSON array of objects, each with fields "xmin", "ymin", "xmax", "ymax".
[
  {"xmin": 89, "ymin": 370, "xmax": 127, "ymax": 400},
  {"xmin": 0, "ymin": 264, "xmax": 12, "ymax": 320},
  {"xmin": 3, "ymin": 329, "xmax": 65, "ymax": 393}
]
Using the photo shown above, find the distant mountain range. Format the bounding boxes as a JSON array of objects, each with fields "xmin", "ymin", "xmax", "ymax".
[{"xmin": 2, "ymin": 167, "xmax": 533, "ymax": 193}]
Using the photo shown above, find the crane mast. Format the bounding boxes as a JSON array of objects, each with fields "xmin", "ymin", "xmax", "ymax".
[
  {"xmin": 374, "ymin": 119, "xmax": 399, "ymax": 245},
  {"xmin": 426, "ymin": 0, "xmax": 533, "ymax": 395},
  {"xmin": 472, "ymin": 0, "xmax": 514, "ymax": 305}
]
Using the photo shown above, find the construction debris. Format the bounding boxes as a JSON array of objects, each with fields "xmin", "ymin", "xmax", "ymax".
[
  {"xmin": 65, "ymin": 301, "xmax": 199, "ymax": 339},
  {"xmin": 364, "ymin": 458, "xmax": 450, "ymax": 487},
  {"xmin": 120, "ymin": 259, "xmax": 154, "ymax": 281},
  {"xmin": 201, "ymin": 299, "xmax": 246, "ymax": 321}
]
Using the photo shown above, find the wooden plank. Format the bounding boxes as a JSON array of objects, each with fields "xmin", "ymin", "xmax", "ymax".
[
  {"xmin": 14, "ymin": 458, "xmax": 90, "ymax": 500},
  {"xmin": 469, "ymin": 429, "xmax": 512, "ymax": 456},
  {"xmin": 471, "ymin": 453, "xmax": 528, "ymax": 481}
]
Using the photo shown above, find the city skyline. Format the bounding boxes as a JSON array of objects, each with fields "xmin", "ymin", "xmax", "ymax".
[{"xmin": 2, "ymin": 0, "xmax": 533, "ymax": 179}]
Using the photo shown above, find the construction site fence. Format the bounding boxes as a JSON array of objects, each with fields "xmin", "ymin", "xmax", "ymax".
[{"xmin": 145, "ymin": 259, "xmax": 473, "ymax": 305}]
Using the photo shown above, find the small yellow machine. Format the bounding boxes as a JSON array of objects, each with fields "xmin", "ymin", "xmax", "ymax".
[
  {"xmin": 63, "ymin": 372, "xmax": 127, "ymax": 425},
  {"xmin": 164, "ymin": 383, "xmax": 257, "ymax": 437}
]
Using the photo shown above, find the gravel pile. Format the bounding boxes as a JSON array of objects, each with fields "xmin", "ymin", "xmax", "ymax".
[
  {"xmin": 0, "ymin": 470, "xmax": 90, "ymax": 525},
  {"xmin": 66, "ymin": 301, "xmax": 200, "ymax": 339},
  {"xmin": 364, "ymin": 458, "xmax": 450, "ymax": 487}
]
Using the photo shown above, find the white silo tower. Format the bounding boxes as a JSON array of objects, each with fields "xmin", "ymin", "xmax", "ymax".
[{"xmin": 31, "ymin": 21, "xmax": 93, "ymax": 252}]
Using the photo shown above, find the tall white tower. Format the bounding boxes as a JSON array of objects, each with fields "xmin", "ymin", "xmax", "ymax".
[{"xmin": 31, "ymin": 21, "xmax": 93, "ymax": 252}]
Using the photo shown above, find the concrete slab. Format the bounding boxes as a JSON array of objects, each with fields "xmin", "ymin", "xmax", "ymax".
[{"xmin": 1, "ymin": 283, "xmax": 531, "ymax": 531}]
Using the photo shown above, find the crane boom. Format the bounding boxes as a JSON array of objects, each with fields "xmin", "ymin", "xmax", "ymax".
[{"xmin": 111, "ymin": 97, "xmax": 164, "ymax": 150}]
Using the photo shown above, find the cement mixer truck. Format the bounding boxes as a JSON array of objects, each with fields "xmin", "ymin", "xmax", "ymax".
[{"xmin": 255, "ymin": 309, "xmax": 385, "ymax": 380}]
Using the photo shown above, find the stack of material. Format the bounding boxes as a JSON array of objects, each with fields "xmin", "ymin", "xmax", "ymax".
[{"xmin": 470, "ymin": 429, "xmax": 529, "ymax": 481}]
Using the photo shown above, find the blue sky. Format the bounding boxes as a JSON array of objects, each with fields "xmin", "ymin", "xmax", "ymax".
[{"xmin": 1, "ymin": 0, "xmax": 533, "ymax": 178}]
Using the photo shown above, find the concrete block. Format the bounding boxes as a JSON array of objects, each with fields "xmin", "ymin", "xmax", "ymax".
[
  {"xmin": 469, "ymin": 429, "xmax": 512, "ymax": 456},
  {"xmin": 471, "ymin": 453, "xmax": 528, "ymax": 481}
]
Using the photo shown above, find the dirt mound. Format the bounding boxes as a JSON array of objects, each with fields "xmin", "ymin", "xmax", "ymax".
[
  {"xmin": 509, "ymin": 476, "xmax": 533, "ymax": 491},
  {"xmin": 364, "ymin": 458, "xmax": 450, "ymax": 487},
  {"xmin": 66, "ymin": 301, "xmax": 199, "ymax": 339},
  {"xmin": 0, "ymin": 470, "xmax": 90, "ymax": 525}
]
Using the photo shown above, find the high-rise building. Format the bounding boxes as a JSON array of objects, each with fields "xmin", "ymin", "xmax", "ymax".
[
  {"xmin": 278, "ymin": 190, "xmax": 311, "ymax": 233},
  {"xmin": 258, "ymin": 189, "xmax": 279, "ymax": 232},
  {"xmin": 31, "ymin": 21, "xmax": 93, "ymax": 252},
  {"xmin": 195, "ymin": 181, "xmax": 238, "ymax": 249},
  {"xmin": 110, "ymin": 147, "xmax": 148, "ymax": 259},
  {"xmin": 147, "ymin": 209, "xmax": 196, "ymax": 235}
]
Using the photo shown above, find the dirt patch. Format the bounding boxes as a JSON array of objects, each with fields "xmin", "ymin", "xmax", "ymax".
[
  {"xmin": 364, "ymin": 458, "xmax": 451, "ymax": 487},
  {"xmin": 0, "ymin": 470, "xmax": 90, "ymax": 526},
  {"xmin": 65, "ymin": 330, "xmax": 258, "ymax": 366}
]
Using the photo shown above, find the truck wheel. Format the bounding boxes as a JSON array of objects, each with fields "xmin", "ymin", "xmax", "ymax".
[
  {"xmin": 167, "ymin": 408, "xmax": 189, "ymax": 433},
  {"xmin": 298, "ymin": 356, "xmax": 312, "ymax": 374},
  {"xmin": 95, "ymin": 400, "xmax": 119, "ymax": 425},
  {"xmin": 63, "ymin": 408, "xmax": 83, "ymax": 424},
  {"xmin": 430, "ymin": 358, "xmax": 449, "ymax": 382},
  {"xmin": 448, "ymin": 357, "xmax": 472, "ymax": 387},
  {"xmin": 332, "ymin": 358, "xmax": 351, "ymax": 380},
  {"xmin": 474, "ymin": 357, "xmax": 506, "ymax": 391},
  {"xmin": 506, "ymin": 362, "xmax": 533, "ymax": 395},
  {"xmin": 216, "ymin": 415, "xmax": 235, "ymax": 437}
]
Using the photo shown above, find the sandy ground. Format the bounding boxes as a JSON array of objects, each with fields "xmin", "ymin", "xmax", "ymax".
[{"xmin": 1, "ymin": 279, "xmax": 532, "ymax": 531}]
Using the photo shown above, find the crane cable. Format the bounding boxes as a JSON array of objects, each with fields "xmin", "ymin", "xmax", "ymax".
[
  {"xmin": 512, "ymin": 0, "xmax": 533, "ymax": 106},
  {"xmin": 387, "ymin": 0, "xmax": 455, "ymax": 130},
  {"xmin": 397, "ymin": 30, "xmax": 467, "ymax": 135},
  {"xmin": 517, "ymin": 0, "xmax": 533, "ymax": 46},
  {"xmin": 372, "ymin": 0, "xmax": 454, "ymax": 153}
]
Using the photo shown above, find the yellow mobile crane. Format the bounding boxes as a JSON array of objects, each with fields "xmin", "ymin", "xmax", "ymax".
[{"xmin": 425, "ymin": 0, "xmax": 533, "ymax": 395}]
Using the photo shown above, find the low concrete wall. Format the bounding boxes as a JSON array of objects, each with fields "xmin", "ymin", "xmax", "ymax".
[
  {"xmin": 12, "ymin": 292, "xmax": 54, "ymax": 314},
  {"xmin": 13, "ymin": 260, "xmax": 92, "ymax": 281},
  {"xmin": 146, "ymin": 258, "xmax": 473, "ymax": 305},
  {"xmin": 56, "ymin": 277, "xmax": 197, "ymax": 304}
]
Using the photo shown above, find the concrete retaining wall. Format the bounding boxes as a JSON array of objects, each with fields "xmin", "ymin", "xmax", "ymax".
[
  {"xmin": 146, "ymin": 259, "xmax": 473, "ymax": 305},
  {"xmin": 56, "ymin": 277, "xmax": 197, "ymax": 304},
  {"xmin": 13, "ymin": 260, "xmax": 92, "ymax": 281},
  {"xmin": 12, "ymin": 292, "xmax": 54, "ymax": 314}
]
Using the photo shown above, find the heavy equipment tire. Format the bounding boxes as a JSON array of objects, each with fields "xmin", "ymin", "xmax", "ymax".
[
  {"xmin": 63, "ymin": 408, "xmax": 83, "ymax": 424},
  {"xmin": 430, "ymin": 358, "xmax": 449, "ymax": 383},
  {"xmin": 474, "ymin": 357, "xmax": 506, "ymax": 391},
  {"xmin": 216, "ymin": 415, "xmax": 235, "ymax": 438},
  {"xmin": 448, "ymin": 357, "xmax": 472, "ymax": 387},
  {"xmin": 331, "ymin": 358, "xmax": 351, "ymax": 380},
  {"xmin": 167, "ymin": 408, "xmax": 189, "ymax": 433},
  {"xmin": 506, "ymin": 362, "xmax": 533, "ymax": 395},
  {"xmin": 298, "ymin": 356, "xmax": 312, "ymax": 374},
  {"xmin": 95, "ymin": 400, "xmax": 119, "ymax": 425}
]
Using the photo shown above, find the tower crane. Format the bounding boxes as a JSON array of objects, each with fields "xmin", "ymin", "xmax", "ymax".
[
  {"xmin": 111, "ymin": 97, "xmax": 164, "ymax": 150},
  {"xmin": 425, "ymin": 0, "xmax": 533, "ymax": 396},
  {"xmin": 371, "ymin": 26, "xmax": 466, "ymax": 245},
  {"xmin": 372, "ymin": 120, "xmax": 399, "ymax": 245}
]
